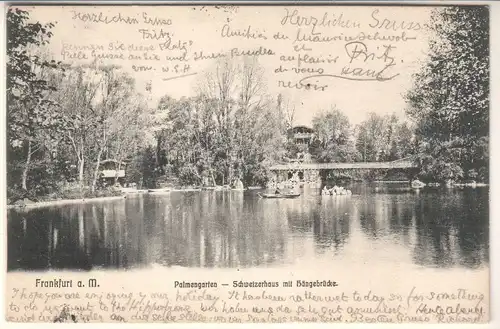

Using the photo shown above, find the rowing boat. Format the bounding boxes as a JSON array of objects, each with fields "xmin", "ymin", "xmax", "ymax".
[
  {"xmin": 247, "ymin": 186, "xmax": 263, "ymax": 190},
  {"xmin": 258, "ymin": 192, "xmax": 300, "ymax": 199},
  {"xmin": 148, "ymin": 188, "xmax": 171, "ymax": 193},
  {"xmin": 411, "ymin": 180, "xmax": 426, "ymax": 189},
  {"xmin": 171, "ymin": 188, "xmax": 202, "ymax": 192}
]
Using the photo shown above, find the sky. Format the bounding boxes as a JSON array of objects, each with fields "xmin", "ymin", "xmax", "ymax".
[{"xmin": 22, "ymin": 5, "xmax": 434, "ymax": 126}]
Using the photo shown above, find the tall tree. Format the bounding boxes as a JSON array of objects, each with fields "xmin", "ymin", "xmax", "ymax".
[
  {"xmin": 194, "ymin": 56, "xmax": 284, "ymax": 186},
  {"xmin": 107, "ymin": 93, "xmax": 150, "ymax": 184},
  {"xmin": 89, "ymin": 66, "xmax": 136, "ymax": 192},
  {"xmin": 355, "ymin": 113, "xmax": 415, "ymax": 162},
  {"xmin": 391, "ymin": 122, "xmax": 415, "ymax": 160},
  {"xmin": 53, "ymin": 64, "xmax": 103, "ymax": 187},
  {"xmin": 153, "ymin": 56, "xmax": 285, "ymax": 187},
  {"xmin": 405, "ymin": 6, "xmax": 489, "ymax": 182},
  {"xmin": 311, "ymin": 107, "xmax": 358, "ymax": 163},
  {"xmin": 355, "ymin": 113, "xmax": 386, "ymax": 162},
  {"xmin": 6, "ymin": 8, "xmax": 62, "ymax": 192}
]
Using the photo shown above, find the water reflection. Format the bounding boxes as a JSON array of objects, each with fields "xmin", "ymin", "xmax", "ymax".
[
  {"xmin": 7, "ymin": 185, "xmax": 489, "ymax": 271},
  {"xmin": 410, "ymin": 190, "xmax": 489, "ymax": 269}
]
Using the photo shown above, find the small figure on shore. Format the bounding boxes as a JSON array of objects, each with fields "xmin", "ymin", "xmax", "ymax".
[{"xmin": 234, "ymin": 178, "xmax": 244, "ymax": 190}]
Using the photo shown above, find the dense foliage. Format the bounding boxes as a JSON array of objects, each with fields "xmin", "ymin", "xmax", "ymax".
[
  {"xmin": 405, "ymin": 6, "xmax": 489, "ymax": 183},
  {"xmin": 7, "ymin": 8, "xmax": 62, "ymax": 195},
  {"xmin": 7, "ymin": 8, "xmax": 151, "ymax": 201},
  {"xmin": 355, "ymin": 113, "xmax": 415, "ymax": 162},
  {"xmin": 310, "ymin": 108, "xmax": 357, "ymax": 163}
]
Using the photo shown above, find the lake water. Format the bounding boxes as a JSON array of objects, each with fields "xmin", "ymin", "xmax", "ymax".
[{"xmin": 7, "ymin": 183, "xmax": 489, "ymax": 272}]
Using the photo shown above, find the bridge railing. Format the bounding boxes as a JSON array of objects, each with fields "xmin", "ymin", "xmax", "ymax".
[{"xmin": 269, "ymin": 161, "xmax": 417, "ymax": 171}]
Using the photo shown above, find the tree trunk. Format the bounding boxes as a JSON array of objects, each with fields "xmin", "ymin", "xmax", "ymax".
[
  {"xmin": 91, "ymin": 147, "xmax": 104, "ymax": 193},
  {"xmin": 21, "ymin": 140, "xmax": 32, "ymax": 191},
  {"xmin": 78, "ymin": 156, "xmax": 85, "ymax": 187},
  {"xmin": 211, "ymin": 170, "xmax": 216, "ymax": 186},
  {"xmin": 228, "ymin": 151, "xmax": 235, "ymax": 186},
  {"xmin": 155, "ymin": 135, "xmax": 162, "ymax": 168}
]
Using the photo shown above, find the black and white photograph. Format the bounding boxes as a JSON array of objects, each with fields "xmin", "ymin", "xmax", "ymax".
[{"xmin": 4, "ymin": 2, "xmax": 491, "ymax": 324}]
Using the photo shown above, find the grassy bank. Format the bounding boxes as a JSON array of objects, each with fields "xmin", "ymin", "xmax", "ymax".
[
  {"xmin": 7, "ymin": 195, "xmax": 127, "ymax": 210},
  {"xmin": 7, "ymin": 185, "xmax": 124, "ymax": 208}
]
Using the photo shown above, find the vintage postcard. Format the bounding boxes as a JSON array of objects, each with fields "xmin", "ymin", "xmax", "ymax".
[{"xmin": 4, "ymin": 2, "xmax": 491, "ymax": 325}]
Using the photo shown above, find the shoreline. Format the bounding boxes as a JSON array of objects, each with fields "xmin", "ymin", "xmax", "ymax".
[
  {"xmin": 7, "ymin": 195, "xmax": 126, "ymax": 210},
  {"xmin": 7, "ymin": 181, "xmax": 489, "ymax": 210}
]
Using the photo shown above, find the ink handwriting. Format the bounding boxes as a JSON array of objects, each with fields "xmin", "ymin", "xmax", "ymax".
[{"xmin": 6, "ymin": 287, "xmax": 487, "ymax": 323}]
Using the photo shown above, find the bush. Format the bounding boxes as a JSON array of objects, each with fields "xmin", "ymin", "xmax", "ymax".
[
  {"xmin": 83, "ymin": 187, "xmax": 123, "ymax": 199},
  {"xmin": 478, "ymin": 167, "xmax": 489, "ymax": 183},
  {"xmin": 7, "ymin": 186, "xmax": 32, "ymax": 204},
  {"xmin": 178, "ymin": 164, "xmax": 200, "ymax": 186},
  {"xmin": 420, "ymin": 159, "xmax": 464, "ymax": 183}
]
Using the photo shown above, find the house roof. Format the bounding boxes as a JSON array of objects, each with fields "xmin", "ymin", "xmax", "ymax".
[
  {"xmin": 97, "ymin": 159, "xmax": 128, "ymax": 165},
  {"xmin": 289, "ymin": 125, "xmax": 314, "ymax": 133}
]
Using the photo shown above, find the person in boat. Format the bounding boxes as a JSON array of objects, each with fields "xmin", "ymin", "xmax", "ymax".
[
  {"xmin": 411, "ymin": 179, "xmax": 426, "ymax": 189},
  {"xmin": 275, "ymin": 186, "xmax": 282, "ymax": 195}
]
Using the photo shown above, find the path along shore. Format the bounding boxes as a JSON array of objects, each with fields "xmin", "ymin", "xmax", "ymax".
[{"xmin": 7, "ymin": 195, "xmax": 127, "ymax": 210}]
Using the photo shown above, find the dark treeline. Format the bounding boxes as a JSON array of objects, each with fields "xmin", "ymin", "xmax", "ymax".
[
  {"xmin": 307, "ymin": 109, "xmax": 414, "ymax": 163},
  {"xmin": 7, "ymin": 8, "xmax": 152, "ymax": 202},
  {"xmin": 6, "ymin": 6, "xmax": 488, "ymax": 203},
  {"xmin": 405, "ymin": 6, "xmax": 489, "ymax": 184}
]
